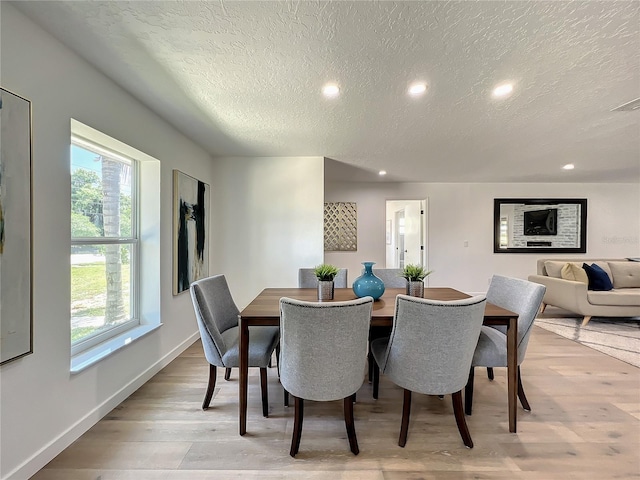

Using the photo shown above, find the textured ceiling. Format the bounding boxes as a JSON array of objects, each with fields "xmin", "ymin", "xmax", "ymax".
[{"xmin": 13, "ymin": 1, "xmax": 640, "ymax": 183}]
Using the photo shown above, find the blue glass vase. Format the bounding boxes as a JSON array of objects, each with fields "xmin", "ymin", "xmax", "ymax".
[{"xmin": 352, "ymin": 262, "xmax": 385, "ymax": 300}]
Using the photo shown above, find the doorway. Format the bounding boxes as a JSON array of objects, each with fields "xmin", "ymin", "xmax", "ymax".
[{"xmin": 385, "ymin": 199, "xmax": 428, "ymax": 274}]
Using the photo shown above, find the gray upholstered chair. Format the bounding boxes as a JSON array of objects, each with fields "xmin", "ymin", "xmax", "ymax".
[
  {"xmin": 464, "ymin": 275, "xmax": 546, "ymax": 415},
  {"xmin": 190, "ymin": 274, "xmax": 280, "ymax": 416},
  {"xmin": 298, "ymin": 268, "xmax": 348, "ymax": 288},
  {"xmin": 371, "ymin": 295, "xmax": 486, "ymax": 448},
  {"xmin": 279, "ymin": 296, "xmax": 373, "ymax": 457},
  {"xmin": 369, "ymin": 268, "xmax": 406, "ymax": 288},
  {"xmin": 366, "ymin": 268, "xmax": 405, "ymax": 380}
]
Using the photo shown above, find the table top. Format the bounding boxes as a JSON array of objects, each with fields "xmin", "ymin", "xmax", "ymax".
[{"xmin": 240, "ymin": 287, "xmax": 516, "ymax": 326}]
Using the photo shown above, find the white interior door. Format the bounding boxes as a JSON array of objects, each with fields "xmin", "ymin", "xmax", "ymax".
[
  {"xmin": 395, "ymin": 209, "xmax": 405, "ymax": 268},
  {"xmin": 403, "ymin": 202, "xmax": 422, "ymax": 266}
]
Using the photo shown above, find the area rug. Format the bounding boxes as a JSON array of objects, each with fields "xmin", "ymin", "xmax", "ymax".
[{"xmin": 535, "ymin": 309, "xmax": 640, "ymax": 368}]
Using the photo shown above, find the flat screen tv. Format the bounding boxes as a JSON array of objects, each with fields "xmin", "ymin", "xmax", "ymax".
[{"xmin": 524, "ymin": 208, "xmax": 557, "ymax": 235}]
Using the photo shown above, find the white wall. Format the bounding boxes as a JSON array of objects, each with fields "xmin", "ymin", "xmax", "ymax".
[
  {"xmin": 326, "ymin": 182, "xmax": 640, "ymax": 293},
  {"xmin": 211, "ymin": 156, "xmax": 324, "ymax": 309},
  {"xmin": 0, "ymin": 5, "xmax": 213, "ymax": 479}
]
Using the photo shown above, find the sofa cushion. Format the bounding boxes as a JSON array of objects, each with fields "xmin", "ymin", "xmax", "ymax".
[
  {"xmin": 587, "ymin": 288, "xmax": 640, "ymax": 306},
  {"xmin": 560, "ymin": 262, "xmax": 588, "ymax": 284},
  {"xmin": 544, "ymin": 261, "xmax": 567, "ymax": 278},
  {"xmin": 583, "ymin": 263, "xmax": 614, "ymax": 291},
  {"xmin": 608, "ymin": 261, "xmax": 640, "ymax": 289}
]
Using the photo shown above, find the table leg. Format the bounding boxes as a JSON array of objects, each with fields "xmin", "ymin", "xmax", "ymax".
[
  {"xmin": 239, "ymin": 318, "xmax": 249, "ymax": 436},
  {"xmin": 507, "ymin": 316, "xmax": 518, "ymax": 433}
]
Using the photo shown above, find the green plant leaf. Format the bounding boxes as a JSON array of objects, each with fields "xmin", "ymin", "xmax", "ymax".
[
  {"xmin": 400, "ymin": 264, "xmax": 433, "ymax": 281},
  {"xmin": 313, "ymin": 264, "xmax": 339, "ymax": 281}
]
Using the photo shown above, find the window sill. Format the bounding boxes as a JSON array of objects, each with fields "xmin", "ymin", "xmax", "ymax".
[{"xmin": 70, "ymin": 323, "xmax": 162, "ymax": 374}]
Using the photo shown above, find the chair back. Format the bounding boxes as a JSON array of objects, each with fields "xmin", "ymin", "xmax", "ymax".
[
  {"xmin": 377, "ymin": 295, "xmax": 486, "ymax": 395},
  {"xmin": 190, "ymin": 275, "xmax": 240, "ymax": 366},
  {"xmin": 372, "ymin": 268, "xmax": 406, "ymax": 288},
  {"xmin": 486, "ymin": 275, "xmax": 546, "ymax": 363},
  {"xmin": 279, "ymin": 296, "xmax": 373, "ymax": 401},
  {"xmin": 298, "ymin": 268, "xmax": 348, "ymax": 288}
]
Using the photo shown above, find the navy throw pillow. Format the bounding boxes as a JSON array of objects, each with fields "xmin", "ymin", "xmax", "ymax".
[{"xmin": 582, "ymin": 263, "xmax": 614, "ymax": 291}]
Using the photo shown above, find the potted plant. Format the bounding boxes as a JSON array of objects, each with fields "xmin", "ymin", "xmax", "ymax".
[
  {"xmin": 313, "ymin": 264, "xmax": 340, "ymax": 300},
  {"xmin": 400, "ymin": 264, "xmax": 433, "ymax": 297}
]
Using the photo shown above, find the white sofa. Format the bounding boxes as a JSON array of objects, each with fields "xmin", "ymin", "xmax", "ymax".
[{"xmin": 528, "ymin": 258, "xmax": 640, "ymax": 326}]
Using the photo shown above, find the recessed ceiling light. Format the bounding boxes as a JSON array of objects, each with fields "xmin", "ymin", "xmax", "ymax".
[
  {"xmin": 322, "ymin": 84, "xmax": 340, "ymax": 98},
  {"xmin": 379, "ymin": 170, "xmax": 387, "ymax": 176},
  {"xmin": 563, "ymin": 164, "xmax": 575, "ymax": 170},
  {"xmin": 492, "ymin": 83, "xmax": 514, "ymax": 98},
  {"xmin": 408, "ymin": 83, "xmax": 427, "ymax": 97}
]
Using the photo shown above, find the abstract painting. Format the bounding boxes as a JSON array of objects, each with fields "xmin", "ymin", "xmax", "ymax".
[
  {"xmin": 0, "ymin": 87, "xmax": 33, "ymax": 365},
  {"xmin": 173, "ymin": 170, "xmax": 209, "ymax": 295}
]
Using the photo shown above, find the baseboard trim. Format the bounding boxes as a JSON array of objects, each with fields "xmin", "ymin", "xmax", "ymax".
[{"xmin": 4, "ymin": 332, "xmax": 200, "ymax": 480}]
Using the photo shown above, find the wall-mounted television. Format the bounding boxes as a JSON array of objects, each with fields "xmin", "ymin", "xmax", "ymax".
[{"xmin": 524, "ymin": 208, "xmax": 557, "ymax": 235}]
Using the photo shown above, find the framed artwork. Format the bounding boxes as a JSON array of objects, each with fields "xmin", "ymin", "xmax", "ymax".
[
  {"xmin": 0, "ymin": 88, "xmax": 33, "ymax": 365},
  {"xmin": 173, "ymin": 170, "xmax": 210, "ymax": 295}
]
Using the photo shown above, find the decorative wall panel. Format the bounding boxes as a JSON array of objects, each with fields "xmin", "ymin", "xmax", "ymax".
[{"xmin": 324, "ymin": 202, "xmax": 357, "ymax": 251}]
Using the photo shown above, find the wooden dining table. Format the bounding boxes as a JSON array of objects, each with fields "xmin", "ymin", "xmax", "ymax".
[{"xmin": 238, "ymin": 287, "xmax": 519, "ymax": 436}]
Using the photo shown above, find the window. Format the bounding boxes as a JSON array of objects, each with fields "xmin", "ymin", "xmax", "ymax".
[
  {"xmin": 71, "ymin": 136, "xmax": 139, "ymax": 353},
  {"xmin": 69, "ymin": 120, "xmax": 160, "ymax": 372}
]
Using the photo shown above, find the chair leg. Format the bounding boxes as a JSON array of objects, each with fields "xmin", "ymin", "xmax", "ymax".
[
  {"xmin": 284, "ymin": 388, "xmax": 289, "ymax": 407},
  {"xmin": 368, "ymin": 350, "xmax": 374, "ymax": 382},
  {"xmin": 372, "ymin": 361, "xmax": 380, "ymax": 399},
  {"xmin": 398, "ymin": 389, "xmax": 412, "ymax": 447},
  {"xmin": 202, "ymin": 364, "xmax": 217, "ymax": 410},
  {"xmin": 260, "ymin": 367, "xmax": 269, "ymax": 417},
  {"xmin": 517, "ymin": 366, "xmax": 531, "ymax": 411},
  {"xmin": 275, "ymin": 344, "xmax": 281, "ymax": 377},
  {"xmin": 464, "ymin": 366, "xmax": 474, "ymax": 415},
  {"xmin": 343, "ymin": 396, "xmax": 360, "ymax": 455},
  {"xmin": 486, "ymin": 367, "xmax": 494, "ymax": 380},
  {"xmin": 452, "ymin": 390, "xmax": 473, "ymax": 448},
  {"xmin": 290, "ymin": 396, "xmax": 304, "ymax": 457},
  {"xmin": 224, "ymin": 368, "xmax": 231, "ymax": 381}
]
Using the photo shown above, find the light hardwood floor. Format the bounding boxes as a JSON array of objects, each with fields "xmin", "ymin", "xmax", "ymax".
[{"xmin": 32, "ymin": 326, "xmax": 640, "ymax": 479}]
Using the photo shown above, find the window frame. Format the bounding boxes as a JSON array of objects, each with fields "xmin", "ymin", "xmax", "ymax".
[{"xmin": 70, "ymin": 135, "xmax": 141, "ymax": 356}]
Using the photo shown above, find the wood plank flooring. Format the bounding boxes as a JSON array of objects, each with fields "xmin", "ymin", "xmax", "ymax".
[{"xmin": 32, "ymin": 326, "xmax": 640, "ymax": 479}]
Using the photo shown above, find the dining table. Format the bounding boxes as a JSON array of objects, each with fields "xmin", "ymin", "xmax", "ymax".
[{"xmin": 238, "ymin": 287, "xmax": 519, "ymax": 435}]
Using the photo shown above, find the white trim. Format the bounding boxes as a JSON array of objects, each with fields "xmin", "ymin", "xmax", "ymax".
[
  {"xmin": 70, "ymin": 323, "xmax": 162, "ymax": 373},
  {"xmin": 5, "ymin": 332, "xmax": 201, "ymax": 480}
]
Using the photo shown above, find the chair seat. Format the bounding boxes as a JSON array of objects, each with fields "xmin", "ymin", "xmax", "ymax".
[
  {"xmin": 472, "ymin": 326, "xmax": 510, "ymax": 367},
  {"xmin": 221, "ymin": 326, "xmax": 280, "ymax": 367}
]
